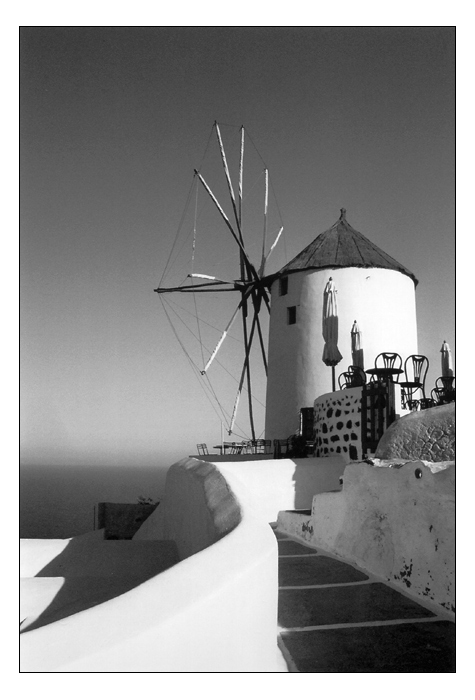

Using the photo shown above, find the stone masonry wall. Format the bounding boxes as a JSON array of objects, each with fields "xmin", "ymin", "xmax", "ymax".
[
  {"xmin": 314, "ymin": 388, "xmax": 363, "ymax": 461},
  {"xmin": 375, "ymin": 403, "xmax": 455, "ymax": 462}
]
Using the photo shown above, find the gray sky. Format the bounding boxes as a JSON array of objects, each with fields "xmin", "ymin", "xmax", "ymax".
[{"xmin": 20, "ymin": 27, "xmax": 455, "ymax": 467}]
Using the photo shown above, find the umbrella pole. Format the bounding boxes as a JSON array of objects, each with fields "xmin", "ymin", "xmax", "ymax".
[{"xmin": 332, "ymin": 366, "xmax": 336, "ymax": 392}]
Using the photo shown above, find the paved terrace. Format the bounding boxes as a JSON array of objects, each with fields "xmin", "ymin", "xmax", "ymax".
[{"xmin": 273, "ymin": 526, "xmax": 455, "ymax": 673}]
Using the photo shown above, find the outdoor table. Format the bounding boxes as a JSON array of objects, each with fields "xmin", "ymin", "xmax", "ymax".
[
  {"xmin": 214, "ymin": 442, "xmax": 247, "ymax": 455},
  {"xmin": 365, "ymin": 367, "xmax": 403, "ymax": 383}
]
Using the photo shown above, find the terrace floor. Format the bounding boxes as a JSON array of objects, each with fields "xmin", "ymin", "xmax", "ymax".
[{"xmin": 272, "ymin": 527, "xmax": 455, "ymax": 673}]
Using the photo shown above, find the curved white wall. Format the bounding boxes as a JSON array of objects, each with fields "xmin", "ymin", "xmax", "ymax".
[
  {"xmin": 217, "ymin": 456, "xmax": 346, "ymax": 522},
  {"xmin": 20, "ymin": 459, "xmax": 284, "ymax": 672},
  {"xmin": 265, "ymin": 267, "xmax": 418, "ymax": 440}
]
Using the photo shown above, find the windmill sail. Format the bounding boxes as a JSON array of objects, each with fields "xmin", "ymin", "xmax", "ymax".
[{"xmin": 154, "ymin": 122, "xmax": 285, "ymax": 440}]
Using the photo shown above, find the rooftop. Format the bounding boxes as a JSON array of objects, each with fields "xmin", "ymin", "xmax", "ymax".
[{"xmin": 275, "ymin": 209, "xmax": 418, "ymax": 285}]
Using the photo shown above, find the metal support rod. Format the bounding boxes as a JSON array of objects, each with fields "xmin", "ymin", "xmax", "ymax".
[
  {"xmin": 241, "ymin": 292, "xmax": 256, "ymax": 441},
  {"xmin": 253, "ymin": 293, "xmax": 268, "ymax": 375},
  {"xmin": 230, "ymin": 297, "xmax": 259, "ymax": 435},
  {"xmin": 259, "ymin": 169, "xmax": 269, "ymax": 275}
]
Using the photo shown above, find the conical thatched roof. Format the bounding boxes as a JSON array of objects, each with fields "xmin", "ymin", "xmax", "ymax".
[{"xmin": 275, "ymin": 209, "xmax": 418, "ymax": 285}]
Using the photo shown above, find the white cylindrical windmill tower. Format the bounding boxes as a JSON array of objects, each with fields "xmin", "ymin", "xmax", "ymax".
[{"xmin": 264, "ymin": 209, "xmax": 419, "ymax": 440}]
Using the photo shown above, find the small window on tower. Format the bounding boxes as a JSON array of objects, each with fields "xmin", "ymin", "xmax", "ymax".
[
  {"xmin": 279, "ymin": 277, "xmax": 288, "ymax": 296},
  {"xmin": 287, "ymin": 306, "xmax": 297, "ymax": 325}
]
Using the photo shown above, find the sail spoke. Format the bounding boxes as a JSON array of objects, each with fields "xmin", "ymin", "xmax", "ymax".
[
  {"xmin": 194, "ymin": 170, "xmax": 260, "ymax": 285},
  {"xmin": 154, "ymin": 281, "xmax": 237, "ymax": 293},
  {"xmin": 215, "ymin": 122, "xmax": 246, "ymax": 249},
  {"xmin": 239, "ymin": 126, "xmax": 244, "ymax": 228},
  {"xmin": 201, "ymin": 287, "xmax": 253, "ymax": 374},
  {"xmin": 188, "ymin": 273, "xmax": 238, "ymax": 285},
  {"xmin": 264, "ymin": 226, "xmax": 284, "ymax": 268},
  {"xmin": 259, "ymin": 168, "xmax": 269, "ymax": 276}
]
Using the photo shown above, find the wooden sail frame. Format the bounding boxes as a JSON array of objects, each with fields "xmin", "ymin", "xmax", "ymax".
[{"xmin": 154, "ymin": 122, "xmax": 282, "ymax": 440}]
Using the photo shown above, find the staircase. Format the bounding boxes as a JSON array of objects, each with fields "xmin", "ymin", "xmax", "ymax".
[{"xmin": 273, "ymin": 527, "xmax": 455, "ymax": 673}]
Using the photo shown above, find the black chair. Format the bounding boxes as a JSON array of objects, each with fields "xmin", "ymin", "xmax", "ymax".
[
  {"xmin": 273, "ymin": 438, "xmax": 291, "ymax": 458},
  {"xmin": 400, "ymin": 354, "xmax": 429, "ymax": 408},
  {"xmin": 436, "ymin": 376, "xmax": 454, "ymax": 388},
  {"xmin": 369, "ymin": 352, "xmax": 403, "ymax": 384},
  {"xmin": 431, "ymin": 388, "xmax": 446, "ymax": 406},
  {"xmin": 339, "ymin": 366, "xmax": 366, "ymax": 390},
  {"xmin": 432, "ymin": 380, "xmax": 455, "ymax": 405},
  {"xmin": 375, "ymin": 352, "xmax": 402, "ymax": 370},
  {"xmin": 346, "ymin": 365, "xmax": 367, "ymax": 387},
  {"xmin": 230, "ymin": 442, "xmax": 245, "ymax": 454},
  {"xmin": 196, "ymin": 443, "xmax": 209, "ymax": 456},
  {"xmin": 253, "ymin": 439, "xmax": 272, "ymax": 454},
  {"xmin": 338, "ymin": 372, "xmax": 351, "ymax": 390}
]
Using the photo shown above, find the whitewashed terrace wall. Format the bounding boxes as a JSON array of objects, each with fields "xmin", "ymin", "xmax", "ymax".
[
  {"xmin": 216, "ymin": 456, "xmax": 346, "ymax": 523},
  {"xmin": 20, "ymin": 458, "xmax": 284, "ymax": 672},
  {"xmin": 277, "ymin": 459, "xmax": 455, "ymax": 613}
]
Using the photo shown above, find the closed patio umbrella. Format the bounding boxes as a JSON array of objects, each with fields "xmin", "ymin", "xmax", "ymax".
[
  {"xmin": 440, "ymin": 340, "xmax": 454, "ymax": 377},
  {"xmin": 322, "ymin": 277, "xmax": 343, "ymax": 391},
  {"xmin": 351, "ymin": 320, "xmax": 364, "ymax": 369}
]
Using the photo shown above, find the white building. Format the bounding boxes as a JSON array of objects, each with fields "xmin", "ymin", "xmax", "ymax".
[{"xmin": 264, "ymin": 209, "xmax": 419, "ymax": 441}]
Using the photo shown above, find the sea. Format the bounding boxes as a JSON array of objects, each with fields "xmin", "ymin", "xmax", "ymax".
[{"xmin": 20, "ymin": 464, "xmax": 169, "ymax": 539}]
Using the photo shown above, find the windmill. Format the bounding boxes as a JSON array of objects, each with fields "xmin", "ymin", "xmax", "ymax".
[{"xmin": 154, "ymin": 122, "xmax": 284, "ymax": 441}]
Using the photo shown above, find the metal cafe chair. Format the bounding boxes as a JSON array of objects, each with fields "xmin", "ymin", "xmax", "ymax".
[
  {"xmin": 222, "ymin": 442, "xmax": 236, "ymax": 454},
  {"xmin": 230, "ymin": 442, "xmax": 245, "ymax": 454},
  {"xmin": 432, "ymin": 383, "xmax": 455, "ymax": 405},
  {"xmin": 367, "ymin": 352, "xmax": 403, "ymax": 385},
  {"xmin": 196, "ymin": 443, "xmax": 209, "ymax": 456},
  {"xmin": 435, "ymin": 376, "xmax": 455, "ymax": 401},
  {"xmin": 338, "ymin": 372, "xmax": 351, "ymax": 390},
  {"xmin": 399, "ymin": 354, "xmax": 429, "ymax": 409},
  {"xmin": 346, "ymin": 365, "xmax": 367, "ymax": 387},
  {"xmin": 254, "ymin": 439, "xmax": 272, "ymax": 453},
  {"xmin": 339, "ymin": 366, "xmax": 366, "ymax": 390},
  {"xmin": 431, "ymin": 388, "xmax": 446, "ymax": 406}
]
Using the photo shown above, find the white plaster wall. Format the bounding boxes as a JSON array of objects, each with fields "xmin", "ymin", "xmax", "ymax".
[
  {"xmin": 20, "ymin": 458, "xmax": 285, "ymax": 672},
  {"xmin": 217, "ymin": 456, "xmax": 346, "ymax": 523},
  {"xmin": 134, "ymin": 458, "xmax": 241, "ymax": 560},
  {"xmin": 278, "ymin": 460, "xmax": 455, "ymax": 613},
  {"xmin": 265, "ymin": 267, "xmax": 418, "ymax": 440},
  {"xmin": 20, "ymin": 529, "xmax": 105, "ymax": 577}
]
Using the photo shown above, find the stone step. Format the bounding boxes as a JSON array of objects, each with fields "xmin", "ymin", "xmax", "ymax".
[{"xmin": 273, "ymin": 529, "xmax": 455, "ymax": 673}]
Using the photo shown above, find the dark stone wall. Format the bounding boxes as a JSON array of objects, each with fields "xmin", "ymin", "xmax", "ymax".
[
  {"xmin": 375, "ymin": 403, "xmax": 455, "ymax": 462},
  {"xmin": 314, "ymin": 389, "xmax": 362, "ymax": 460}
]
